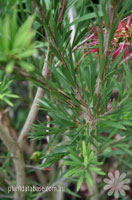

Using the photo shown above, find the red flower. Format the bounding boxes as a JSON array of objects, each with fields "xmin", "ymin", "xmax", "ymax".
[
  {"xmin": 82, "ymin": 14, "xmax": 132, "ymax": 60},
  {"xmin": 90, "ymin": 48, "xmax": 99, "ymax": 53}
]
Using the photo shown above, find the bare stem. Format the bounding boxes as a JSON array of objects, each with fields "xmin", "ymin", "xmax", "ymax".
[
  {"xmin": 87, "ymin": 172, "xmax": 98, "ymax": 200},
  {"xmin": 18, "ymin": 48, "xmax": 50, "ymax": 148},
  {"xmin": 119, "ymin": 53, "xmax": 132, "ymax": 65},
  {"xmin": 0, "ymin": 121, "xmax": 26, "ymax": 200},
  {"xmin": 57, "ymin": 0, "xmax": 68, "ymax": 25}
]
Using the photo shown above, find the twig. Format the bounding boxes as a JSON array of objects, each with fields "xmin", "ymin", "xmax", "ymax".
[
  {"xmin": 119, "ymin": 53, "xmax": 132, "ymax": 65},
  {"xmin": 68, "ymin": 7, "xmax": 76, "ymax": 46},
  {"xmin": 18, "ymin": 47, "xmax": 50, "ymax": 148},
  {"xmin": 55, "ymin": 37, "xmax": 91, "ymax": 68},
  {"xmin": 95, "ymin": 63, "xmax": 101, "ymax": 97},
  {"xmin": 57, "ymin": 0, "xmax": 68, "ymax": 25},
  {"xmin": 68, "ymin": 6, "xmax": 76, "ymax": 63},
  {"xmin": 0, "ymin": 121, "xmax": 26, "ymax": 200},
  {"xmin": 73, "ymin": 37, "xmax": 93, "ymax": 52},
  {"xmin": 25, "ymin": 165, "xmax": 41, "ymax": 170},
  {"xmin": 87, "ymin": 172, "xmax": 98, "ymax": 200},
  {"xmin": 87, "ymin": 121, "xmax": 99, "ymax": 200}
]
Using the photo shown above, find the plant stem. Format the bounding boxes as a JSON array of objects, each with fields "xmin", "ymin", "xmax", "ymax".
[
  {"xmin": 0, "ymin": 121, "xmax": 26, "ymax": 200},
  {"xmin": 88, "ymin": 122, "xmax": 99, "ymax": 200},
  {"xmin": 87, "ymin": 172, "xmax": 98, "ymax": 200},
  {"xmin": 18, "ymin": 47, "xmax": 50, "ymax": 148}
]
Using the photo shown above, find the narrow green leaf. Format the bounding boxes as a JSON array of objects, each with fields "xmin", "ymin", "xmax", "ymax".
[
  {"xmin": 71, "ymin": 11, "xmax": 103, "ymax": 25},
  {"xmin": 86, "ymin": 171, "xmax": 93, "ymax": 186},
  {"xmin": 64, "ymin": 167, "xmax": 80, "ymax": 178},
  {"xmin": 65, "ymin": 187, "xmax": 81, "ymax": 198},
  {"xmin": 77, "ymin": 173, "xmax": 84, "ymax": 192}
]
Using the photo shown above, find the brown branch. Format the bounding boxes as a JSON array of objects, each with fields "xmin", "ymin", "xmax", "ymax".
[
  {"xmin": 0, "ymin": 121, "xmax": 26, "ymax": 200},
  {"xmin": 57, "ymin": 0, "xmax": 68, "ymax": 25}
]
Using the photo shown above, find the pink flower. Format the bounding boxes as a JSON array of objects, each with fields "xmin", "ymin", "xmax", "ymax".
[
  {"xmin": 90, "ymin": 48, "xmax": 99, "ymax": 53},
  {"xmin": 113, "ymin": 43, "xmax": 130, "ymax": 59},
  {"xmin": 82, "ymin": 14, "xmax": 132, "ymax": 60}
]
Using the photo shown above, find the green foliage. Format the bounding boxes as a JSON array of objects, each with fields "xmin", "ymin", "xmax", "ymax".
[
  {"xmin": 0, "ymin": 10, "xmax": 37, "ymax": 73},
  {"xmin": 64, "ymin": 142, "xmax": 105, "ymax": 191},
  {"xmin": 1, "ymin": 0, "xmax": 132, "ymax": 199},
  {"xmin": 0, "ymin": 74, "xmax": 19, "ymax": 106},
  {"xmin": 29, "ymin": 0, "xmax": 132, "ymax": 195}
]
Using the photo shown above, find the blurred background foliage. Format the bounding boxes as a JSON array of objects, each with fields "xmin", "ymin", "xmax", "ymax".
[{"xmin": 0, "ymin": 0, "xmax": 132, "ymax": 200}]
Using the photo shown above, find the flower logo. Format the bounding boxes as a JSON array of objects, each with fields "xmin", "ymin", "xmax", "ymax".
[{"xmin": 103, "ymin": 170, "xmax": 130, "ymax": 199}]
